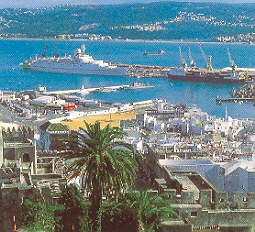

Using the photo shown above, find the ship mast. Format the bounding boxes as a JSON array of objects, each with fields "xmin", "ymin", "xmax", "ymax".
[
  {"xmin": 81, "ymin": 44, "xmax": 86, "ymax": 54},
  {"xmin": 41, "ymin": 45, "xmax": 48, "ymax": 58},
  {"xmin": 54, "ymin": 44, "xmax": 59, "ymax": 58}
]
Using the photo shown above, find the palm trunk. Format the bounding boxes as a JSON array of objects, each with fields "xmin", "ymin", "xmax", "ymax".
[
  {"xmin": 89, "ymin": 181, "xmax": 102, "ymax": 232},
  {"xmin": 139, "ymin": 220, "xmax": 146, "ymax": 232}
]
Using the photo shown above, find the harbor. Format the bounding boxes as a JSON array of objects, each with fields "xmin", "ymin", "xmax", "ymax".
[{"xmin": 1, "ymin": 39, "xmax": 255, "ymax": 118}]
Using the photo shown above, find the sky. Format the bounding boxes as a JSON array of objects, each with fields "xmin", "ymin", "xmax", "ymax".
[{"xmin": 0, "ymin": 0, "xmax": 254, "ymax": 8}]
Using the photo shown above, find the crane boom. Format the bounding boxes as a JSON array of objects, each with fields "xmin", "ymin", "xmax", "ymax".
[
  {"xmin": 227, "ymin": 48, "xmax": 236, "ymax": 71},
  {"xmin": 179, "ymin": 47, "xmax": 187, "ymax": 68},
  {"xmin": 199, "ymin": 43, "xmax": 207, "ymax": 66},
  {"xmin": 188, "ymin": 47, "xmax": 196, "ymax": 68}
]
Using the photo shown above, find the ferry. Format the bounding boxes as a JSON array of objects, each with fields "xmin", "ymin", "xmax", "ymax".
[{"xmin": 20, "ymin": 44, "xmax": 128, "ymax": 76}]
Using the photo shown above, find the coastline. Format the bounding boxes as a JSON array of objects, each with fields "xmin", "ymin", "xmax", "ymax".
[{"xmin": 0, "ymin": 37, "xmax": 253, "ymax": 46}]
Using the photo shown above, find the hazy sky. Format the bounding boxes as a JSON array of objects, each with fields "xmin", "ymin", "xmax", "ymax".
[{"xmin": 0, "ymin": 0, "xmax": 254, "ymax": 8}]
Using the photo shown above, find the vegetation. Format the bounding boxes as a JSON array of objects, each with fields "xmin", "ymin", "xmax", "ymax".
[
  {"xmin": 101, "ymin": 200, "xmax": 139, "ymax": 232},
  {"xmin": 126, "ymin": 191, "xmax": 177, "ymax": 232},
  {"xmin": 21, "ymin": 122, "xmax": 177, "ymax": 232},
  {"xmin": 55, "ymin": 185, "xmax": 90, "ymax": 232},
  {"xmin": 0, "ymin": 2, "xmax": 254, "ymax": 40},
  {"xmin": 64, "ymin": 121, "xmax": 137, "ymax": 231},
  {"xmin": 21, "ymin": 199, "xmax": 61, "ymax": 232}
]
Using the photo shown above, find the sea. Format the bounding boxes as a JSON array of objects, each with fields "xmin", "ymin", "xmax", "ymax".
[{"xmin": 0, "ymin": 39, "xmax": 254, "ymax": 119}]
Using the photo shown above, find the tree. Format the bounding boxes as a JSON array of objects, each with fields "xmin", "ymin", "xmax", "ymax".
[
  {"xmin": 126, "ymin": 191, "xmax": 177, "ymax": 232},
  {"xmin": 21, "ymin": 199, "xmax": 60, "ymax": 232},
  {"xmin": 55, "ymin": 185, "xmax": 90, "ymax": 232},
  {"xmin": 101, "ymin": 200, "xmax": 139, "ymax": 232},
  {"xmin": 64, "ymin": 121, "xmax": 137, "ymax": 232}
]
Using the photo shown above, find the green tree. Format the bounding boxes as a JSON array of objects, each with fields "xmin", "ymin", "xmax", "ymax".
[
  {"xmin": 101, "ymin": 200, "xmax": 139, "ymax": 232},
  {"xmin": 126, "ymin": 191, "xmax": 177, "ymax": 232},
  {"xmin": 55, "ymin": 185, "xmax": 90, "ymax": 232},
  {"xmin": 65, "ymin": 121, "xmax": 137, "ymax": 232},
  {"xmin": 21, "ymin": 199, "xmax": 60, "ymax": 232}
]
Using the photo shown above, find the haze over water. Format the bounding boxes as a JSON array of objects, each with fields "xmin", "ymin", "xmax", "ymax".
[{"xmin": 0, "ymin": 39, "xmax": 254, "ymax": 119}]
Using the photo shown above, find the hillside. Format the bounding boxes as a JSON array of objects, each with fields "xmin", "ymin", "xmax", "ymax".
[{"xmin": 0, "ymin": 2, "xmax": 254, "ymax": 41}]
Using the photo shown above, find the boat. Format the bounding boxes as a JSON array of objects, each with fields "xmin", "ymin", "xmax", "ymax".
[
  {"xmin": 20, "ymin": 44, "xmax": 128, "ymax": 76},
  {"xmin": 123, "ymin": 82, "xmax": 154, "ymax": 90},
  {"xmin": 143, "ymin": 50, "xmax": 165, "ymax": 56},
  {"xmin": 168, "ymin": 55, "xmax": 253, "ymax": 84},
  {"xmin": 167, "ymin": 66, "xmax": 250, "ymax": 84}
]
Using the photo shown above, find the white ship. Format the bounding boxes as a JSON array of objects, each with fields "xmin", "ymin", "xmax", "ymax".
[{"xmin": 20, "ymin": 44, "xmax": 128, "ymax": 76}]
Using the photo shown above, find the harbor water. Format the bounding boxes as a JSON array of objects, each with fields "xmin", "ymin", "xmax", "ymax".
[{"xmin": 0, "ymin": 39, "xmax": 255, "ymax": 118}]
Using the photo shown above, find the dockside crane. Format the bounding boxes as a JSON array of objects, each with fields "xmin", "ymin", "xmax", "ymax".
[
  {"xmin": 227, "ymin": 48, "xmax": 237, "ymax": 71},
  {"xmin": 199, "ymin": 43, "xmax": 213, "ymax": 71},
  {"xmin": 188, "ymin": 47, "xmax": 196, "ymax": 68},
  {"xmin": 179, "ymin": 47, "xmax": 187, "ymax": 68}
]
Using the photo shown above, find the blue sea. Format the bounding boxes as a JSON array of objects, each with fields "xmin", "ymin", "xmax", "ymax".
[{"xmin": 0, "ymin": 39, "xmax": 254, "ymax": 119}]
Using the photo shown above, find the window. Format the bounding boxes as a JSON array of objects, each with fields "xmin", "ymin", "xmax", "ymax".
[
  {"xmin": 22, "ymin": 153, "xmax": 30, "ymax": 162},
  {"xmin": 191, "ymin": 211, "xmax": 197, "ymax": 217}
]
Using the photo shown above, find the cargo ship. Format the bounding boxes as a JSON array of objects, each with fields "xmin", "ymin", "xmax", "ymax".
[
  {"xmin": 168, "ymin": 54, "xmax": 254, "ymax": 84},
  {"xmin": 20, "ymin": 44, "xmax": 128, "ymax": 76}
]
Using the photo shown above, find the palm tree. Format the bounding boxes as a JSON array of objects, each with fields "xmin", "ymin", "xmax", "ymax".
[
  {"xmin": 64, "ymin": 121, "xmax": 137, "ymax": 232},
  {"xmin": 126, "ymin": 191, "xmax": 177, "ymax": 232}
]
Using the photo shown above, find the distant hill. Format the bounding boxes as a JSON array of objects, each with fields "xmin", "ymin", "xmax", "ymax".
[{"xmin": 0, "ymin": 2, "xmax": 254, "ymax": 41}]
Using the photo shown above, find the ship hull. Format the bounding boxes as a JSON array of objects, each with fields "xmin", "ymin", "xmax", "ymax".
[
  {"xmin": 167, "ymin": 74, "xmax": 243, "ymax": 84},
  {"xmin": 29, "ymin": 64, "xmax": 128, "ymax": 76}
]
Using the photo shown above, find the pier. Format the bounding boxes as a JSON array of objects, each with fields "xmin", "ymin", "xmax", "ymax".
[
  {"xmin": 216, "ymin": 97, "xmax": 255, "ymax": 104},
  {"xmin": 45, "ymin": 84, "xmax": 130, "ymax": 95},
  {"xmin": 43, "ymin": 82, "xmax": 155, "ymax": 95}
]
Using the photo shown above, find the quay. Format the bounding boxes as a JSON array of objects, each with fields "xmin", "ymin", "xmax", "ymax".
[
  {"xmin": 216, "ymin": 97, "xmax": 255, "ymax": 104},
  {"xmin": 45, "ymin": 84, "xmax": 130, "ymax": 95}
]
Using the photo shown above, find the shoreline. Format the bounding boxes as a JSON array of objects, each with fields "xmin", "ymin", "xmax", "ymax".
[{"xmin": 0, "ymin": 37, "xmax": 253, "ymax": 46}]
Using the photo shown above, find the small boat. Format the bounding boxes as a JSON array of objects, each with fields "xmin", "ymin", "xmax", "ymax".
[{"xmin": 143, "ymin": 50, "xmax": 165, "ymax": 56}]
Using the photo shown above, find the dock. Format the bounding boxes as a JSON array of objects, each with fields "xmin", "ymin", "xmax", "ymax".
[
  {"xmin": 216, "ymin": 97, "xmax": 255, "ymax": 104},
  {"xmin": 45, "ymin": 85, "xmax": 130, "ymax": 95}
]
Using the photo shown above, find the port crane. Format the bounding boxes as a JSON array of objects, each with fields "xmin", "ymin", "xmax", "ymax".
[
  {"xmin": 198, "ymin": 43, "xmax": 213, "ymax": 71},
  {"xmin": 227, "ymin": 48, "xmax": 237, "ymax": 71},
  {"xmin": 179, "ymin": 47, "xmax": 187, "ymax": 68},
  {"xmin": 188, "ymin": 47, "xmax": 196, "ymax": 68}
]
